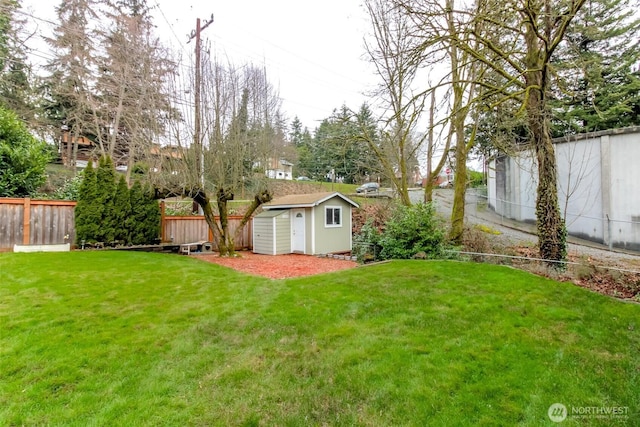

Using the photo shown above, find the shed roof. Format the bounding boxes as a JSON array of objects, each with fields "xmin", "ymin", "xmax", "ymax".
[
  {"xmin": 263, "ymin": 192, "xmax": 359, "ymax": 209},
  {"xmin": 254, "ymin": 209, "xmax": 288, "ymax": 218}
]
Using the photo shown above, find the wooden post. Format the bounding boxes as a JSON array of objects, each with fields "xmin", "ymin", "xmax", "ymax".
[{"xmin": 23, "ymin": 198, "xmax": 31, "ymax": 245}]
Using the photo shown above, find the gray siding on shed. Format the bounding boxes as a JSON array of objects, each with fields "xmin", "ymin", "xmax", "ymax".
[
  {"xmin": 258, "ymin": 192, "xmax": 358, "ymax": 255},
  {"xmin": 253, "ymin": 210, "xmax": 291, "ymax": 255},
  {"xmin": 312, "ymin": 198, "xmax": 353, "ymax": 254},
  {"xmin": 253, "ymin": 216, "xmax": 275, "ymax": 254},
  {"xmin": 274, "ymin": 212, "xmax": 291, "ymax": 254}
]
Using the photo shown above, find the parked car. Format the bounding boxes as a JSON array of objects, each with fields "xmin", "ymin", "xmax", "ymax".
[
  {"xmin": 296, "ymin": 176, "xmax": 312, "ymax": 181},
  {"xmin": 356, "ymin": 182, "xmax": 380, "ymax": 193},
  {"xmin": 439, "ymin": 180, "xmax": 453, "ymax": 188}
]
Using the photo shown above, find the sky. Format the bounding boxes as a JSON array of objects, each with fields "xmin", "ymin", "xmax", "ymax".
[{"xmin": 20, "ymin": 0, "xmax": 379, "ymax": 131}]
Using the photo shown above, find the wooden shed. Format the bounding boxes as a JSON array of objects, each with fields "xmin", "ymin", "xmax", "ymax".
[{"xmin": 253, "ymin": 192, "xmax": 359, "ymax": 255}]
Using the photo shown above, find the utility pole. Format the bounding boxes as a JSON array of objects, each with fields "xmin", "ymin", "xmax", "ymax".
[{"xmin": 188, "ymin": 14, "xmax": 214, "ymax": 189}]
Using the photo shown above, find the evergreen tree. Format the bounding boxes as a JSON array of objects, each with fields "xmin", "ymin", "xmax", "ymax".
[
  {"xmin": 290, "ymin": 117, "xmax": 311, "ymax": 148},
  {"xmin": 97, "ymin": 0, "xmax": 176, "ymax": 180},
  {"xmin": 74, "ymin": 161, "xmax": 100, "ymax": 244},
  {"xmin": 95, "ymin": 156, "xmax": 117, "ymax": 243},
  {"xmin": 128, "ymin": 180, "xmax": 159, "ymax": 245},
  {"xmin": 112, "ymin": 174, "xmax": 132, "ymax": 244},
  {"xmin": 303, "ymin": 104, "xmax": 384, "ymax": 184},
  {"xmin": 354, "ymin": 104, "xmax": 384, "ymax": 181},
  {"xmin": 141, "ymin": 185, "xmax": 160, "ymax": 244},
  {"xmin": 41, "ymin": 0, "xmax": 99, "ymax": 164},
  {"xmin": 0, "ymin": 0, "xmax": 34, "ymax": 123},
  {"xmin": 551, "ymin": 0, "xmax": 640, "ymax": 135},
  {"xmin": 127, "ymin": 180, "xmax": 143, "ymax": 245}
]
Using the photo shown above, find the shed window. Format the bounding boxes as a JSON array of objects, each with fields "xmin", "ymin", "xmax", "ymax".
[{"xmin": 325, "ymin": 206, "xmax": 342, "ymax": 227}]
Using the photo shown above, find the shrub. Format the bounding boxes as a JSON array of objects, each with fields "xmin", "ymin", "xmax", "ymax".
[
  {"xmin": 468, "ymin": 170, "xmax": 484, "ymax": 187},
  {"xmin": 0, "ymin": 106, "xmax": 49, "ymax": 197},
  {"xmin": 351, "ymin": 200, "xmax": 392, "ymax": 234},
  {"xmin": 353, "ymin": 220, "xmax": 383, "ymax": 263},
  {"xmin": 379, "ymin": 203, "xmax": 450, "ymax": 260},
  {"xmin": 354, "ymin": 202, "xmax": 452, "ymax": 262},
  {"xmin": 52, "ymin": 174, "xmax": 83, "ymax": 200}
]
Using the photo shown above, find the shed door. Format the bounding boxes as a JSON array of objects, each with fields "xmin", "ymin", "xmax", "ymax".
[{"xmin": 292, "ymin": 209, "xmax": 305, "ymax": 253}]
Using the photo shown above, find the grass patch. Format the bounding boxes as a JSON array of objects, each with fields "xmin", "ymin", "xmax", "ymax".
[
  {"xmin": 316, "ymin": 181, "xmax": 358, "ymax": 194},
  {"xmin": 1, "ymin": 252, "xmax": 638, "ymax": 425}
]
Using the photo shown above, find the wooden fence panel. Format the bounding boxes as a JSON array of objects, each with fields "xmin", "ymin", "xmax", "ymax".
[
  {"xmin": 0, "ymin": 201, "xmax": 24, "ymax": 248},
  {"xmin": 163, "ymin": 217, "xmax": 211, "ymax": 245},
  {"xmin": 162, "ymin": 216, "xmax": 253, "ymax": 250},
  {"xmin": 0, "ymin": 198, "xmax": 76, "ymax": 250},
  {"xmin": 29, "ymin": 203, "xmax": 76, "ymax": 245}
]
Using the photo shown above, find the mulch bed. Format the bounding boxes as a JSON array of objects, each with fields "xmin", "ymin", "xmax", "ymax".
[{"xmin": 194, "ymin": 251, "xmax": 358, "ymax": 279}]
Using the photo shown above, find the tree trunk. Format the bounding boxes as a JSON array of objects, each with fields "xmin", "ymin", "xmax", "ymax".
[
  {"xmin": 534, "ymin": 136, "xmax": 566, "ymax": 263},
  {"xmin": 181, "ymin": 186, "xmax": 272, "ymax": 257},
  {"xmin": 232, "ymin": 189, "xmax": 273, "ymax": 243},
  {"xmin": 216, "ymin": 187, "xmax": 234, "ymax": 256},
  {"xmin": 72, "ymin": 134, "xmax": 78, "ymax": 169},
  {"xmin": 527, "ymin": 92, "xmax": 567, "ymax": 263},
  {"xmin": 447, "ymin": 69, "xmax": 469, "ymax": 244},
  {"xmin": 424, "ymin": 170, "xmax": 434, "ymax": 203},
  {"xmin": 191, "ymin": 189, "xmax": 223, "ymax": 251},
  {"xmin": 524, "ymin": 26, "xmax": 567, "ymax": 264},
  {"xmin": 424, "ymin": 89, "xmax": 436, "ymax": 203},
  {"xmin": 398, "ymin": 161, "xmax": 411, "ymax": 206},
  {"xmin": 66, "ymin": 132, "xmax": 73, "ymax": 169},
  {"xmin": 449, "ymin": 127, "xmax": 467, "ymax": 244}
]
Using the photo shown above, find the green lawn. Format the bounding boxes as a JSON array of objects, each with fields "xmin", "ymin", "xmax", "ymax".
[
  {"xmin": 316, "ymin": 181, "xmax": 358, "ymax": 194},
  {"xmin": 1, "ymin": 252, "xmax": 638, "ymax": 426}
]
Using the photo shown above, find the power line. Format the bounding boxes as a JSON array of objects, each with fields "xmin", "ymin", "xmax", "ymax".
[{"xmin": 153, "ymin": 1, "xmax": 185, "ymax": 49}]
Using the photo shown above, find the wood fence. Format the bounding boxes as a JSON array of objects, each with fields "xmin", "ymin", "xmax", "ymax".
[
  {"xmin": 160, "ymin": 202, "xmax": 253, "ymax": 249},
  {"xmin": 0, "ymin": 198, "xmax": 76, "ymax": 250},
  {"xmin": 0, "ymin": 198, "xmax": 253, "ymax": 251}
]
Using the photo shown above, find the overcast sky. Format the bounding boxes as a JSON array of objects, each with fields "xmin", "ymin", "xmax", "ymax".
[{"xmin": 21, "ymin": 0, "xmax": 379, "ymax": 131}]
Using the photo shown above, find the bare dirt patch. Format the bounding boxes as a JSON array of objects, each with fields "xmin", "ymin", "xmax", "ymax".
[{"xmin": 194, "ymin": 251, "xmax": 357, "ymax": 279}]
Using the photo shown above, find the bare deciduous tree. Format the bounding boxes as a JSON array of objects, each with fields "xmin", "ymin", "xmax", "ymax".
[
  {"xmin": 153, "ymin": 57, "xmax": 284, "ymax": 256},
  {"xmin": 397, "ymin": 0, "xmax": 587, "ymax": 262},
  {"xmin": 44, "ymin": 0, "xmax": 176, "ymax": 181},
  {"xmin": 95, "ymin": 2, "xmax": 175, "ymax": 181},
  {"xmin": 363, "ymin": 0, "xmax": 428, "ymax": 206}
]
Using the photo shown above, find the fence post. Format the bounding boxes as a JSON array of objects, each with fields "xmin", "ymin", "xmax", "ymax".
[{"xmin": 22, "ymin": 198, "xmax": 31, "ymax": 245}]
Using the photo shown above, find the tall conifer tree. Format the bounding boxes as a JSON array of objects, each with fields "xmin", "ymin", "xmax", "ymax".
[{"xmin": 74, "ymin": 160, "xmax": 99, "ymax": 244}]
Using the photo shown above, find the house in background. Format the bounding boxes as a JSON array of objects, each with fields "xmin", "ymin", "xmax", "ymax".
[
  {"xmin": 265, "ymin": 159, "xmax": 294, "ymax": 180},
  {"xmin": 487, "ymin": 126, "xmax": 640, "ymax": 251},
  {"xmin": 253, "ymin": 192, "xmax": 359, "ymax": 255},
  {"xmin": 59, "ymin": 131, "xmax": 96, "ymax": 168}
]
